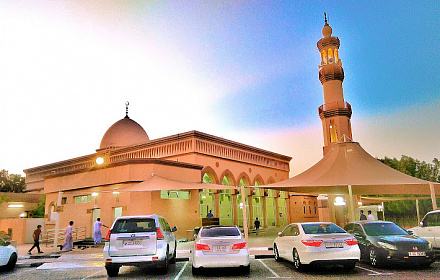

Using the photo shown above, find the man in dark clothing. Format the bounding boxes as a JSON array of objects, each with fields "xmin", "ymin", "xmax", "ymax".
[
  {"xmin": 254, "ymin": 217, "xmax": 261, "ymax": 235},
  {"xmin": 359, "ymin": 210, "xmax": 367, "ymax": 221},
  {"xmin": 28, "ymin": 225, "xmax": 43, "ymax": 254}
]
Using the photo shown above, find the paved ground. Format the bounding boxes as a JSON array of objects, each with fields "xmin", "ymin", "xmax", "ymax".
[{"xmin": 15, "ymin": 227, "xmax": 279, "ymax": 268}]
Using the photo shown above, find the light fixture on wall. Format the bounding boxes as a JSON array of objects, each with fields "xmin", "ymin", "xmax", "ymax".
[
  {"xmin": 113, "ymin": 191, "xmax": 120, "ymax": 202},
  {"xmin": 8, "ymin": 204, "xmax": 23, "ymax": 208},
  {"xmin": 334, "ymin": 197, "xmax": 346, "ymax": 206},
  {"xmin": 96, "ymin": 157, "xmax": 104, "ymax": 165}
]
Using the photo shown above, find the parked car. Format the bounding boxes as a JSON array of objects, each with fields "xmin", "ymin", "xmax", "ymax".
[
  {"xmin": 0, "ymin": 236, "xmax": 17, "ymax": 271},
  {"xmin": 192, "ymin": 225, "xmax": 250, "ymax": 275},
  {"xmin": 273, "ymin": 222, "xmax": 360, "ymax": 271},
  {"xmin": 103, "ymin": 214, "xmax": 177, "ymax": 277},
  {"xmin": 344, "ymin": 221, "xmax": 434, "ymax": 267},
  {"xmin": 408, "ymin": 209, "xmax": 440, "ymax": 250}
]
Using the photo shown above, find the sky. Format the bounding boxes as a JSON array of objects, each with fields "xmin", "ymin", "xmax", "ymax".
[{"xmin": 1, "ymin": 1, "xmax": 439, "ymax": 177}]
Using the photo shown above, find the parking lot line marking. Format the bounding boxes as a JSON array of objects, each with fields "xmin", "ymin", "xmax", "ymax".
[
  {"xmin": 81, "ymin": 267, "xmax": 105, "ymax": 280},
  {"xmin": 174, "ymin": 260, "xmax": 188, "ymax": 280},
  {"xmin": 355, "ymin": 265, "xmax": 393, "ymax": 276},
  {"xmin": 257, "ymin": 259, "xmax": 280, "ymax": 278}
]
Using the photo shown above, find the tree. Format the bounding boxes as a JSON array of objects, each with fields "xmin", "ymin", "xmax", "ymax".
[
  {"xmin": 378, "ymin": 156, "xmax": 440, "ymax": 220},
  {"xmin": 29, "ymin": 195, "xmax": 46, "ymax": 218},
  {"xmin": 0, "ymin": 169, "xmax": 26, "ymax": 193}
]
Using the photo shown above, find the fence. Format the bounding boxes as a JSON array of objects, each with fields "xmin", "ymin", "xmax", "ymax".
[{"xmin": 43, "ymin": 226, "xmax": 86, "ymax": 247}]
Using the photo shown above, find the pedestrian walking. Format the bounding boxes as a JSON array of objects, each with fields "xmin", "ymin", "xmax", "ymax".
[
  {"xmin": 62, "ymin": 221, "xmax": 74, "ymax": 251},
  {"xmin": 254, "ymin": 217, "xmax": 261, "ymax": 235},
  {"xmin": 93, "ymin": 218, "xmax": 108, "ymax": 246},
  {"xmin": 359, "ymin": 210, "xmax": 367, "ymax": 221},
  {"xmin": 206, "ymin": 210, "xmax": 214, "ymax": 218},
  {"xmin": 367, "ymin": 210, "xmax": 375, "ymax": 221},
  {"xmin": 28, "ymin": 225, "xmax": 43, "ymax": 254}
]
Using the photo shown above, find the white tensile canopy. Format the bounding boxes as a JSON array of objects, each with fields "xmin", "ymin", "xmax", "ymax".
[{"xmin": 255, "ymin": 141, "xmax": 439, "ymax": 222}]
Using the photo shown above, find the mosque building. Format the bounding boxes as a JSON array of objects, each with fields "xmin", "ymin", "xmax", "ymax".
[{"xmin": 23, "ymin": 104, "xmax": 319, "ymax": 239}]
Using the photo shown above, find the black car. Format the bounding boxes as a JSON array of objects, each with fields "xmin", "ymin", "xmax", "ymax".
[{"xmin": 344, "ymin": 221, "xmax": 434, "ymax": 267}]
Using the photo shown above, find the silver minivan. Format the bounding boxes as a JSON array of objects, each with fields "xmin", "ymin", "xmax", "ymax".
[
  {"xmin": 103, "ymin": 214, "xmax": 177, "ymax": 277},
  {"xmin": 409, "ymin": 209, "xmax": 440, "ymax": 250}
]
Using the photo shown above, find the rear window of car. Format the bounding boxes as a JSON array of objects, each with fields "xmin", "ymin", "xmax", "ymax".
[
  {"xmin": 200, "ymin": 227, "xmax": 240, "ymax": 237},
  {"xmin": 302, "ymin": 223, "xmax": 346, "ymax": 234},
  {"xmin": 363, "ymin": 222, "xmax": 408, "ymax": 236},
  {"xmin": 112, "ymin": 218, "xmax": 156, "ymax": 233}
]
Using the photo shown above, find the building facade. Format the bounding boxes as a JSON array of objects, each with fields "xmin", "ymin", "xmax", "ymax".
[{"xmin": 24, "ymin": 115, "xmax": 318, "ymax": 240}]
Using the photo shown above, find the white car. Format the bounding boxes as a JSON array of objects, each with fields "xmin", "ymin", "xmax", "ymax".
[
  {"xmin": 192, "ymin": 225, "xmax": 250, "ymax": 274},
  {"xmin": 0, "ymin": 236, "xmax": 17, "ymax": 271},
  {"xmin": 103, "ymin": 214, "xmax": 177, "ymax": 277},
  {"xmin": 409, "ymin": 209, "xmax": 440, "ymax": 249},
  {"xmin": 273, "ymin": 222, "xmax": 360, "ymax": 271}
]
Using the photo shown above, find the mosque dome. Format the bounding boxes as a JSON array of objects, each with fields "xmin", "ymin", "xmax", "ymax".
[{"xmin": 99, "ymin": 116, "xmax": 150, "ymax": 149}]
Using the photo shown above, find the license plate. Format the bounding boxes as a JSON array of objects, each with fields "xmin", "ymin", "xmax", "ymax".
[
  {"xmin": 325, "ymin": 242, "xmax": 343, "ymax": 248},
  {"xmin": 214, "ymin": 245, "xmax": 227, "ymax": 252},
  {"xmin": 123, "ymin": 240, "xmax": 142, "ymax": 246},
  {"xmin": 409, "ymin": 251, "xmax": 426, "ymax": 256}
]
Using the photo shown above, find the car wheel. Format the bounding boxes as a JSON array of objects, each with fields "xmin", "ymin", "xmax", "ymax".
[
  {"xmin": 159, "ymin": 249, "xmax": 169, "ymax": 274},
  {"xmin": 169, "ymin": 242, "xmax": 177, "ymax": 264},
  {"xmin": 419, "ymin": 261, "xmax": 433, "ymax": 268},
  {"xmin": 105, "ymin": 263, "xmax": 119, "ymax": 277},
  {"xmin": 241, "ymin": 264, "xmax": 250, "ymax": 274},
  {"xmin": 5, "ymin": 252, "xmax": 17, "ymax": 271},
  {"xmin": 293, "ymin": 249, "xmax": 305, "ymax": 271},
  {"xmin": 274, "ymin": 244, "xmax": 282, "ymax": 262},
  {"xmin": 192, "ymin": 265, "xmax": 201, "ymax": 275},
  {"xmin": 369, "ymin": 248, "xmax": 382, "ymax": 267},
  {"xmin": 343, "ymin": 261, "xmax": 356, "ymax": 271}
]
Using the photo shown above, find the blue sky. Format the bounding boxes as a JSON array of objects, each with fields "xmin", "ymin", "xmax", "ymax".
[{"xmin": 1, "ymin": 1, "xmax": 439, "ymax": 177}]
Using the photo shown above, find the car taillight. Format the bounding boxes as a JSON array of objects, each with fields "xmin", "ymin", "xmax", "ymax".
[
  {"xmin": 156, "ymin": 227, "xmax": 164, "ymax": 240},
  {"xmin": 232, "ymin": 242, "xmax": 246, "ymax": 250},
  {"xmin": 345, "ymin": 238, "xmax": 358, "ymax": 246},
  {"xmin": 196, "ymin": 244, "xmax": 211, "ymax": 250},
  {"xmin": 301, "ymin": 239, "xmax": 323, "ymax": 247},
  {"xmin": 104, "ymin": 229, "xmax": 112, "ymax": 241}
]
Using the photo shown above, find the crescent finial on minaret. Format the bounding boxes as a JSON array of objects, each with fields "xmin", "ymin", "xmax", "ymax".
[{"xmin": 324, "ymin": 12, "xmax": 328, "ymax": 25}]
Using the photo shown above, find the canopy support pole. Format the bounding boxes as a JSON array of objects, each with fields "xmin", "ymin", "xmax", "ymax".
[
  {"xmin": 53, "ymin": 191, "xmax": 63, "ymax": 253},
  {"xmin": 416, "ymin": 199, "xmax": 420, "ymax": 224},
  {"xmin": 429, "ymin": 182, "xmax": 437, "ymax": 210},
  {"xmin": 240, "ymin": 184, "xmax": 249, "ymax": 244},
  {"xmin": 347, "ymin": 185, "xmax": 356, "ymax": 222}
]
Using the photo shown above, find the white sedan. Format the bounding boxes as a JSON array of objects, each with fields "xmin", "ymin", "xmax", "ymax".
[
  {"xmin": 192, "ymin": 225, "xmax": 250, "ymax": 274},
  {"xmin": 0, "ymin": 236, "xmax": 17, "ymax": 271},
  {"xmin": 273, "ymin": 222, "xmax": 360, "ymax": 271}
]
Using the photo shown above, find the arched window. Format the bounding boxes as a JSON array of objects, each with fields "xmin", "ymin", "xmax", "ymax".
[
  {"xmin": 303, "ymin": 201, "xmax": 306, "ymax": 215},
  {"xmin": 222, "ymin": 175, "xmax": 231, "ymax": 186},
  {"xmin": 239, "ymin": 178, "xmax": 247, "ymax": 187},
  {"xmin": 203, "ymin": 173, "xmax": 214, "ymax": 184},
  {"xmin": 334, "ymin": 49, "xmax": 339, "ymax": 63},
  {"xmin": 314, "ymin": 202, "xmax": 317, "ymax": 215},
  {"xmin": 328, "ymin": 48, "xmax": 334, "ymax": 63},
  {"xmin": 330, "ymin": 119, "xmax": 338, "ymax": 143},
  {"xmin": 321, "ymin": 50, "xmax": 327, "ymax": 64},
  {"xmin": 308, "ymin": 201, "xmax": 312, "ymax": 214}
]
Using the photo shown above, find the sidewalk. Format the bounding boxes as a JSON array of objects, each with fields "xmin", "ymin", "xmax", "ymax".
[{"xmin": 15, "ymin": 227, "xmax": 280, "ymax": 268}]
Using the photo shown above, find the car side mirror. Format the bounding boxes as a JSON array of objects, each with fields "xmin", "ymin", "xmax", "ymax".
[
  {"xmin": 354, "ymin": 232, "xmax": 364, "ymax": 238},
  {"xmin": 171, "ymin": 226, "xmax": 177, "ymax": 232},
  {"xmin": 278, "ymin": 232, "xmax": 283, "ymax": 237},
  {"xmin": 420, "ymin": 221, "xmax": 424, "ymax": 227}
]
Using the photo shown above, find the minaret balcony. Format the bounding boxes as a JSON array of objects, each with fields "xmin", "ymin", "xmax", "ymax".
[{"xmin": 318, "ymin": 101, "xmax": 352, "ymax": 119}]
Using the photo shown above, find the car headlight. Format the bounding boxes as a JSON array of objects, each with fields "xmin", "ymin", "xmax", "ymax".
[{"xmin": 377, "ymin": 241, "xmax": 398, "ymax": 251}]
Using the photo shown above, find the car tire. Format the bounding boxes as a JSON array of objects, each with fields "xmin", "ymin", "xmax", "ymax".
[
  {"xmin": 192, "ymin": 265, "xmax": 201, "ymax": 275},
  {"xmin": 241, "ymin": 264, "xmax": 250, "ymax": 274},
  {"xmin": 274, "ymin": 244, "xmax": 282, "ymax": 262},
  {"xmin": 159, "ymin": 249, "xmax": 169, "ymax": 274},
  {"xmin": 169, "ymin": 242, "xmax": 177, "ymax": 264},
  {"xmin": 369, "ymin": 247, "xmax": 382, "ymax": 267},
  {"xmin": 5, "ymin": 252, "xmax": 17, "ymax": 271},
  {"xmin": 343, "ymin": 261, "xmax": 356, "ymax": 271},
  {"xmin": 105, "ymin": 263, "xmax": 119, "ymax": 277},
  {"xmin": 419, "ymin": 261, "xmax": 433, "ymax": 268},
  {"xmin": 293, "ymin": 249, "xmax": 305, "ymax": 271}
]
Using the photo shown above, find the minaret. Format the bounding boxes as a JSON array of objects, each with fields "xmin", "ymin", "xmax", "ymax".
[{"xmin": 317, "ymin": 14, "xmax": 353, "ymax": 155}]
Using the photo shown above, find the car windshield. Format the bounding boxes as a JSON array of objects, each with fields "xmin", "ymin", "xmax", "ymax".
[
  {"xmin": 302, "ymin": 223, "xmax": 346, "ymax": 234},
  {"xmin": 112, "ymin": 218, "xmax": 156, "ymax": 233},
  {"xmin": 200, "ymin": 227, "xmax": 240, "ymax": 237},
  {"xmin": 363, "ymin": 222, "xmax": 408, "ymax": 236}
]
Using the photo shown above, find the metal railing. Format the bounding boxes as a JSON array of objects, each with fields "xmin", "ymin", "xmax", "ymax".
[
  {"xmin": 43, "ymin": 226, "xmax": 86, "ymax": 247},
  {"xmin": 318, "ymin": 101, "xmax": 351, "ymax": 114}
]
